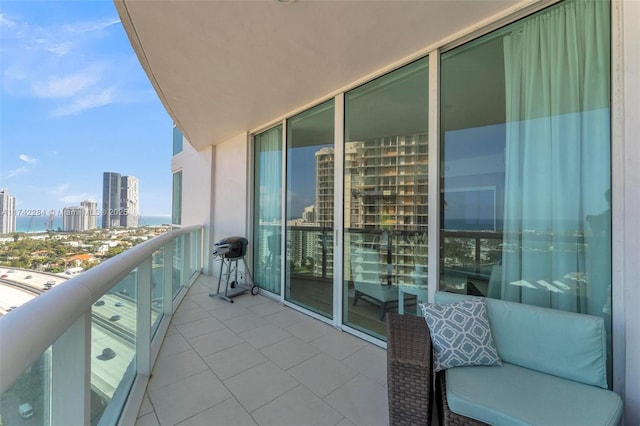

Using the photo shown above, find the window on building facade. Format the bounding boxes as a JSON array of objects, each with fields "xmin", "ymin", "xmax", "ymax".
[
  {"xmin": 172, "ymin": 126, "xmax": 183, "ymax": 156},
  {"xmin": 172, "ymin": 171, "xmax": 182, "ymax": 225}
]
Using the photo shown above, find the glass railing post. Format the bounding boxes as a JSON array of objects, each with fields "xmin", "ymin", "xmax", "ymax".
[
  {"xmin": 182, "ymin": 232, "xmax": 191, "ymax": 287},
  {"xmin": 51, "ymin": 312, "xmax": 91, "ymax": 426},
  {"xmin": 136, "ymin": 257, "xmax": 152, "ymax": 377},
  {"xmin": 163, "ymin": 241, "xmax": 174, "ymax": 315}
]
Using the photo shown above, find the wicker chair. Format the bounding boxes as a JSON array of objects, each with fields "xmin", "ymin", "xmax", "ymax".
[
  {"xmin": 435, "ymin": 371, "xmax": 487, "ymax": 426},
  {"xmin": 386, "ymin": 312, "xmax": 432, "ymax": 425},
  {"xmin": 387, "ymin": 313, "xmax": 487, "ymax": 426}
]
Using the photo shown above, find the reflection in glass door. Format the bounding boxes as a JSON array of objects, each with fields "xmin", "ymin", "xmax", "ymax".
[
  {"xmin": 285, "ymin": 101, "xmax": 335, "ymax": 318},
  {"xmin": 344, "ymin": 58, "xmax": 429, "ymax": 339},
  {"xmin": 253, "ymin": 126, "xmax": 283, "ymax": 295}
]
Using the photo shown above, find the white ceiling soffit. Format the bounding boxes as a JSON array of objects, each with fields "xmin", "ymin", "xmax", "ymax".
[{"xmin": 116, "ymin": 0, "xmax": 523, "ymax": 151}]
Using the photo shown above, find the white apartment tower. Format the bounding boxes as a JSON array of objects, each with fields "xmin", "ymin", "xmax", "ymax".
[
  {"xmin": 302, "ymin": 205, "xmax": 315, "ymax": 223},
  {"xmin": 81, "ymin": 200, "xmax": 98, "ymax": 230},
  {"xmin": 0, "ymin": 189, "xmax": 16, "ymax": 234},
  {"xmin": 314, "ymin": 148, "xmax": 334, "ymax": 229},
  {"xmin": 63, "ymin": 206, "xmax": 87, "ymax": 232},
  {"xmin": 63, "ymin": 200, "xmax": 98, "ymax": 232},
  {"xmin": 120, "ymin": 176, "xmax": 139, "ymax": 228}
]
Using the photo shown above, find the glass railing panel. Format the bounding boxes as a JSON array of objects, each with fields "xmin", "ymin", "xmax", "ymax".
[
  {"xmin": 0, "ymin": 349, "xmax": 50, "ymax": 425},
  {"xmin": 189, "ymin": 230, "xmax": 199, "ymax": 279},
  {"xmin": 172, "ymin": 235, "xmax": 184, "ymax": 298},
  {"xmin": 90, "ymin": 269, "xmax": 137, "ymax": 425},
  {"xmin": 151, "ymin": 248, "xmax": 165, "ymax": 336}
]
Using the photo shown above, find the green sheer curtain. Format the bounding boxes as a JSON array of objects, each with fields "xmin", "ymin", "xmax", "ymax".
[
  {"xmin": 501, "ymin": 0, "xmax": 610, "ymax": 317},
  {"xmin": 253, "ymin": 126, "xmax": 283, "ymax": 294}
]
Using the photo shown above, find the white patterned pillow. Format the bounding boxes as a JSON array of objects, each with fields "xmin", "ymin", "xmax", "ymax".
[{"xmin": 419, "ymin": 298, "xmax": 502, "ymax": 372}]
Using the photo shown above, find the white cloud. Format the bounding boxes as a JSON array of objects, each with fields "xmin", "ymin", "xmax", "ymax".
[
  {"xmin": 0, "ymin": 13, "xmax": 16, "ymax": 28},
  {"xmin": 8, "ymin": 166, "xmax": 28, "ymax": 178},
  {"xmin": 46, "ymin": 42, "xmax": 72, "ymax": 57},
  {"xmin": 63, "ymin": 18, "xmax": 120, "ymax": 34},
  {"xmin": 31, "ymin": 69, "xmax": 100, "ymax": 99},
  {"xmin": 19, "ymin": 154, "xmax": 38, "ymax": 164},
  {"xmin": 52, "ymin": 87, "xmax": 117, "ymax": 117},
  {"xmin": 1, "ymin": 12, "xmax": 137, "ymax": 116}
]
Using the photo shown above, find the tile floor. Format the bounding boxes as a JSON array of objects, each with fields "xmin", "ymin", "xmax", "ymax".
[{"xmin": 136, "ymin": 276, "xmax": 389, "ymax": 426}]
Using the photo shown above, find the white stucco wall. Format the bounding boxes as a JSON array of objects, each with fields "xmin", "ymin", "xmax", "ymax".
[
  {"xmin": 171, "ymin": 139, "xmax": 214, "ymax": 273},
  {"xmin": 211, "ymin": 133, "xmax": 249, "ymax": 243},
  {"xmin": 208, "ymin": 133, "xmax": 250, "ymax": 279}
]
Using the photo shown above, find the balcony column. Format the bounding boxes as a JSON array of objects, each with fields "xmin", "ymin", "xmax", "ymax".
[
  {"xmin": 51, "ymin": 311, "xmax": 91, "ymax": 426},
  {"xmin": 163, "ymin": 241, "xmax": 174, "ymax": 316},
  {"xmin": 427, "ymin": 50, "xmax": 441, "ymax": 304},
  {"xmin": 182, "ymin": 232, "xmax": 192, "ymax": 287},
  {"xmin": 136, "ymin": 257, "xmax": 152, "ymax": 376}
]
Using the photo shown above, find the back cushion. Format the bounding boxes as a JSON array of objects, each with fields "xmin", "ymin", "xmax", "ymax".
[{"xmin": 434, "ymin": 292, "xmax": 608, "ymax": 388}]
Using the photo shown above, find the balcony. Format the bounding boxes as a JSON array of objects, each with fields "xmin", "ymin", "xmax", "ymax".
[
  {"xmin": 137, "ymin": 277, "xmax": 388, "ymax": 425},
  {"xmin": 0, "ymin": 226, "xmax": 388, "ymax": 425}
]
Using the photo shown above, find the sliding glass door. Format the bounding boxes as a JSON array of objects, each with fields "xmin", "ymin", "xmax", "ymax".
[
  {"xmin": 253, "ymin": 126, "xmax": 283, "ymax": 295},
  {"xmin": 285, "ymin": 101, "xmax": 335, "ymax": 318},
  {"xmin": 440, "ymin": 0, "xmax": 611, "ymax": 375},
  {"xmin": 343, "ymin": 58, "xmax": 429, "ymax": 339}
]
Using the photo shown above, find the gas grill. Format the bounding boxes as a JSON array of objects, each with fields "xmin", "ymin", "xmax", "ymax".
[{"xmin": 209, "ymin": 236, "xmax": 258, "ymax": 302}]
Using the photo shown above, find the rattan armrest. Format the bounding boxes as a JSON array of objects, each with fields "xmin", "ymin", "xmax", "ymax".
[{"xmin": 386, "ymin": 312, "xmax": 432, "ymax": 426}]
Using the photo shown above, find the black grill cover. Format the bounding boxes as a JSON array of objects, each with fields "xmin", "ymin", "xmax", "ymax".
[{"xmin": 212, "ymin": 236, "xmax": 248, "ymax": 259}]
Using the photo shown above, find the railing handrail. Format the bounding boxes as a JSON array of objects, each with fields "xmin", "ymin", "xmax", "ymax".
[{"xmin": 0, "ymin": 225, "xmax": 202, "ymax": 395}]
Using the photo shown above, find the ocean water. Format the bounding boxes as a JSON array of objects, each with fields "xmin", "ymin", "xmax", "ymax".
[{"xmin": 14, "ymin": 216, "xmax": 172, "ymax": 233}]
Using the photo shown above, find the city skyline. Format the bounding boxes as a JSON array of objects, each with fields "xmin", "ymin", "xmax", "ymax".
[{"xmin": 0, "ymin": 2, "xmax": 173, "ymax": 216}]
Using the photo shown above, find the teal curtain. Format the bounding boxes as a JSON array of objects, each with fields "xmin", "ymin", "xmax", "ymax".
[
  {"xmin": 253, "ymin": 126, "xmax": 283, "ymax": 294},
  {"xmin": 501, "ymin": 0, "xmax": 610, "ymax": 316}
]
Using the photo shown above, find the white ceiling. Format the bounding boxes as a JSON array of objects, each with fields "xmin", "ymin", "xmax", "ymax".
[{"xmin": 116, "ymin": 0, "xmax": 524, "ymax": 151}]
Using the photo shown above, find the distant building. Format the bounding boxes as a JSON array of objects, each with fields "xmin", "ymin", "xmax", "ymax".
[
  {"xmin": 62, "ymin": 201, "xmax": 97, "ymax": 232},
  {"xmin": 315, "ymin": 147, "xmax": 334, "ymax": 228},
  {"xmin": 102, "ymin": 172, "xmax": 139, "ymax": 228},
  {"xmin": 0, "ymin": 189, "xmax": 16, "ymax": 234},
  {"xmin": 120, "ymin": 176, "xmax": 139, "ymax": 227},
  {"xmin": 302, "ymin": 205, "xmax": 315, "ymax": 223},
  {"xmin": 102, "ymin": 172, "xmax": 122, "ymax": 229},
  {"xmin": 62, "ymin": 206, "xmax": 87, "ymax": 232},
  {"xmin": 81, "ymin": 200, "xmax": 98, "ymax": 230}
]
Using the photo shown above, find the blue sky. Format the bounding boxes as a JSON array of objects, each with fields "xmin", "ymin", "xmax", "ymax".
[{"xmin": 0, "ymin": 1, "xmax": 173, "ymax": 216}]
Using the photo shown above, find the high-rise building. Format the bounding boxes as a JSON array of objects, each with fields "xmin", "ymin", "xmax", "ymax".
[
  {"xmin": 346, "ymin": 135, "xmax": 428, "ymax": 230},
  {"xmin": 103, "ymin": 172, "xmax": 122, "ymax": 229},
  {"xmin": 314, "ymin": 148, "xmax": 334, "ymax": 228},
  {"xmin": 302, "ymin": 205, "xmax": 315, "ymax": 223},
  {"xmin": 102, "ymin": 173, "xmax": 139, "ymax": 229},
  {"xmin": 120, "ymin": 176, "xmax": 139, "ymax": 228},
  {"xmin": 81, "ymin": 200, "xmax": 98, "ymax": 230},
  {"xmin": 63, "ymin": 200, "xmax": 98, "ymax": 232},
  {"xmin": 62, "ymin": 206, "xmax": 87, "ymax": 232},
  {"xmin": 0, "ymin": 188, "xmax": 16, "ymax": 234}
]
